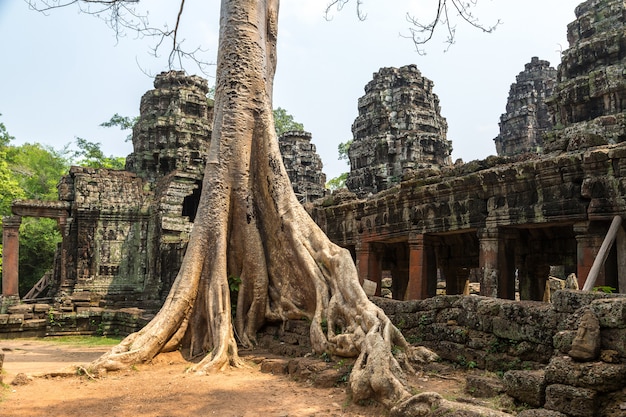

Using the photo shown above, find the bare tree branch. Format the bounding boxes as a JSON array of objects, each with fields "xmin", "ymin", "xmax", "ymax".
[
  {"xmin": 324, "ymin": 0, "xmax": 500, "ymax": 55},
  {"xmin": 25, "ymin": 0, "xmax": 212, "ymax": 74}
]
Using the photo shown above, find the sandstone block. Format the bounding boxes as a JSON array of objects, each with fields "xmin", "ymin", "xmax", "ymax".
[
  {"xmin": 7, "ymin": 304, "xmax": 33, "ymax": 314},
  {"xmin": 465, "ymin": 374, "xmax": 504, "ymax": 398},
  {"xmin": 7, "ymin": 314, "xmax": 24, "ymax": 325},
  {"xmin": 503, "ymin": 370, "xmax": 546, "ymax": 408},
  {"xmin": 545, "ymin": 356, "xmax": 626, "ymax": 393},
  {"xmin": 260, "ymin": 359, "xmax": 288, "ymax": 375},
  {"xmin": 33, "ymin": 303, "xmax": 51, "ymax": 313},
  {"xmin": 553, "ymin": 330, "xmax": 576, "ymax": 354},
  {"xmin": 551, "ymin": 290, "xmax": 614, "ymax": 314},
  {"xmin": 591, "ymin": 298, "xmax": 626, "ymax": 328},
  {"xmin": 544, "ymin": 384, "xmax": 597, "ymax": 417},
  {"xmin": 601, "ymin": 328, "xmax": 626, "ymax": 357}
]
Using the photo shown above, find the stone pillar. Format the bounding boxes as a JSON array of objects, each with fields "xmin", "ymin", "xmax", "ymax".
[
  {"xmin": 618, "ymin": 226, "xmax": 626, "ymax": 294},
  {"xmin": 2, "ymin": 216, "xmax": 22, "ymax": 297},
  {"xmin": 355, "ymin": 241, "xmax": 382, "ymax": 296},
  {"xmin": 478, "ymin": 228, "xmax": 500, "ymax": 298},
  {"xmin": 574, "ymin": 222, "xmax": 606, "ymax": 289},
  {"xmin": 57, "ymin": 216, "xmax": 71, "ymax": 290},
  {"xmin": 406, "ymin": 234, "xmax": 436, "ymax": 300}
]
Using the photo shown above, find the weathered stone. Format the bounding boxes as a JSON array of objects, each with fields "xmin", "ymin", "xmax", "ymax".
[
  {"xmin": 569, "ymin": 308, "xmax": 601, "ymax": 361},
  {"xmin": 33, "ymin": 303, "xmax": 51, "ymax": 313},
  {"xmin": 465, "ymin": 374, "xmax": 505, "ymax": 398},
  {"xmin": 545, "ymin": 0, "xmax": 626, "ymax": 152},
  {"xmin": 7, "ymin": 304, "xmax": 32, "ymax": 314},
  {"xmin": 494, "ymin": 57, "xmax": 557, "ymax": 156},
  {"xmin": 591, "ymin": 297, "xmax": 626, "ymax": 328},
  {"xmin": 312, "ymin": 368, "xmax": 343, "ymax": 388},
  {"xmin": 601, "ymin": 327, "xmax": 626, "ymax": 357},
  {"xmin": 346, "ymin": 64, "xmax": 451, "ymax": 197},
  {"xmin": 503, "ymin": 370, "xmax": 546, "ymax": 408},
  {"xmin": 11, "ymin": 373, "xmax": 31, "ymax": 386},
  {"xmin": 551, "ymin": 289, "xmax": 617, "ymax": 314},
  {"xmin": 260, "ymin": 358, "xmax": 289, "ymax": 374},
  {"xmin": 544, "ymin": 384, "xmax": 597, "ymax": 417},
  {"xmin": 553, "ymin": 330, "xmax": 576, "ymax": 354},
  {"xmin": 278, "ymin": 131, "xmax": 326, "ymax": 203},
  {"xmin": 545, "ymin": 356, "xmax": 626, "ymax": 393}
]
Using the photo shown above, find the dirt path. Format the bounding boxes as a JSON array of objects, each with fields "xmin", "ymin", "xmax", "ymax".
[{"xmin": 0, "ymin": 338, "xmax": 467, "ymax": 417}]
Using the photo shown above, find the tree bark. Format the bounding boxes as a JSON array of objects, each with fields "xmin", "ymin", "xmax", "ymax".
[{"xmin": 91, "ymin": 0, "xmax": 434, "ymax": 406}]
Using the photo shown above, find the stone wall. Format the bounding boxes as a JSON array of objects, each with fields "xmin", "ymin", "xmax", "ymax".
[
  {"xmin": 346, "ymin": 65, "xmax": 452, "ymax": 197},
  {"xmin": 494, "ymin": 57, "xmax": 557, "ymax": 156},
  {"xmin": 279, "ymin": 130, "xmax": 327, "ymax": 203},
  {"xmin": 545, "ymin": 0, "xmax": 626, "ymax": 152},
  {"xmin": 259, "ymin": 290, "xmax": 626, "ymax": 416},
  {"xmin": 58, "ymin": 167, "xmax": 157, "ymax": 308}
]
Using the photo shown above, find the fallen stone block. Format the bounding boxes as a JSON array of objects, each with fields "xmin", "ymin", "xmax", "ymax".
[
  {"xmin": 544, "ymin": 384, "xmax": 597, "ymax": 417},
  {"xmin": 503, "ymin": 370, "xmax": 546, "ymax": 408}
]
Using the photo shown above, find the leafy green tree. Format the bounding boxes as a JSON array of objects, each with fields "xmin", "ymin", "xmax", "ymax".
[
  {"xmin": 337, "ymin": 140, "xmax": 352, "ymax": 163},
  {"xmin": 0, "ymin": 119, "xmax": 26, "ymax": 214},
  {"xmin": 326, "ymin": 172, "xmax": 348, "ymax": 191},
  {"xmin": 72, "ymin": 137, "xmax": 126, "ymax": 169},
  {"xmin": 18, "ymin": 217, "xmax": 61, "ymax": 296},
  {"xmin": 100, "ymin": 113, "xmax": 138, "ymax": 142},
  {"xmin": 5, "ymin": 142, "xmax": 70, "ymax": 200},
  {"xmin": 273, "ymin": 107, "xmax": 304, "ymax": 137}
]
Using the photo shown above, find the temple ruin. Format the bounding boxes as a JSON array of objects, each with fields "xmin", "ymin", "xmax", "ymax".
[
  {"xmin": 346, "ymin": 64, "xmax": 452, "ymax": 197},
  {"xmin": 278, "ymin": 130, "xmax": 327, "ymax": 203},
  {"xmin": 494, "ymin": 57, "xmax": 557, "ymax": 156}
]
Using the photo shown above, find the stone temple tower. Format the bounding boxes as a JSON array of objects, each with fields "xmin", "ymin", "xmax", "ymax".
[
  {"xmin": 278, "ymin": 131, "xmax": 327, "ymax": 203},
  {"xmin": 346, "ymin": 65, "xmax": 451, "ymax": 197},
  {"xmin": 494, "ymin": 57, "xmax": 557, "ymax": 156},
  {"xmin": 125, "ymin": 71, "xmax": 213, "ymax": 181},
  {"xmin": 545, "ymin": 0, "xmax": 626, "ymax": 152}
]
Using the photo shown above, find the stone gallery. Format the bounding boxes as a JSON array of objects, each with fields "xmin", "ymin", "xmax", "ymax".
[{"xmin": 1, "ymin": 0, "xmax": 626, "ymax": 414}]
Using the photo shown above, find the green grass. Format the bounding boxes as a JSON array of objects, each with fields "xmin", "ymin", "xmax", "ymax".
[{"xmin": 40, "ymin": 335, "xmax": 123, "ymax": 346}]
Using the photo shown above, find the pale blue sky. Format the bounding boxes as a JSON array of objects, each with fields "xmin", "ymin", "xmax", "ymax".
[{"xmin": 0, "ymin": 0, "xmax": 581, "ymax": 179}]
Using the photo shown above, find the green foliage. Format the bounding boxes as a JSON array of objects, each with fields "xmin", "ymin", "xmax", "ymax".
[
  {"xmin": 337, "ymin": 140, "xmax": 352, "ymax": 163},
  {"xmin": 273, "ymin": 107, "xmax": 304, "ymax": 137},
  {"xmin": 593, "ymin": 286, "xmax": 616, "ymax": 293},
  {"xmin": 5, "ymin": 142, "xmax": 70, "ymax": 200},
  {"xmin": 18, "ymin": 217, "xmax": 61, "ymax": 296},
  {"xmin": 228, "ymin": 275, "xmax": 242, "ymax": 317},
  {"xmin": 326, "ymin": 172, "xmax": 348, "ymax": 191},
  {"xmin": 99, "ymin": 113, "xmax": 138, "ymax": 142},
  {"xmin": 72, "ymin": 137, "xmax": 126, "ymax": 169}
]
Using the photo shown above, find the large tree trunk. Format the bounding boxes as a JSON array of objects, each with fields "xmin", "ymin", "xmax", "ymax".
[{"xmin": 91, "ymin": 0, "xmax": 432, "ymax": 406}]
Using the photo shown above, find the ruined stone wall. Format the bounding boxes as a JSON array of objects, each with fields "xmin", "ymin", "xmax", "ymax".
[
  {"xmin": 546, "ymin": 0, "xmax": 626, "ymax": 152},
  {"xmin": 376, "ymin": 291, "xmax": 626, "ymax": 416},
  {"xmin": 314, "ymin": 145, "xmax": 626, "ymax": 247},
  {"xmin": 58, "ymin": 166, "xmax": 157, "ymax": 308},
  {"xmin": 494, "ymin": 57, "xmax": 557, "ymax": 156},
  {"xmin": 279, "ymin": 130, "xmax": 327, "ymax": 203},
  {"xmin": 346, "ymin": 65, "xmax": 451, "ymax": 197}
]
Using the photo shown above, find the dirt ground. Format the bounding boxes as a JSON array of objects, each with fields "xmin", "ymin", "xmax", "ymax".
[{"xmin": 0, "ymin": 338, "xmax": 471, "ymax": 417}]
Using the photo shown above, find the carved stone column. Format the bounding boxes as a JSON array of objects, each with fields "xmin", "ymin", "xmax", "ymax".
[
  {"xmin": 2, "ymin": 216, "xmax": 22, "ymax": 297},
  {"xmin": 406, "ymin": 234, "xmax": 436, "ymax": 300},
  {"xmin": 574, "ymin": 222, "xmax": 606, "ymax": 289},
  {"xmin": 355, "ymin": 241, "xmax": 382, "ymax": 296}
]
